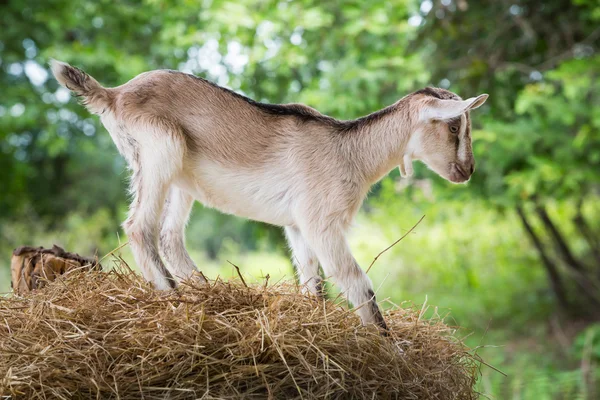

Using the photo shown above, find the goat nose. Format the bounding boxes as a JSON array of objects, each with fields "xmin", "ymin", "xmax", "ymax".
[{"xmin": 469, "ymin": 163, "xmax": 475, "ymax": 175}]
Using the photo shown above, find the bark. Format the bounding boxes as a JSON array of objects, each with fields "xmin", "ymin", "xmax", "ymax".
[
  {"xmin": 535, "ymin": 205, "xmax": 587, "ymax": 272},
  {"xmin": 574, "ymin": 201, "xmax": 600, "ymax": 266},
  {"xmin": 11, "ymin": 245, "xmax": 101, "ymax": 294},
  {"xmin": 535, "ymin": 204, "xmax": 600, "ymax": 307},
  {"xmin": 516, "ymin": 205, "xmax": 570, "ymax": 310}
]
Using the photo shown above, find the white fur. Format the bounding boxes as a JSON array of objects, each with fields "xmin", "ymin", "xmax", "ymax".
[
  {"xmin": 457, "ymin": 114, "xmax": 468, "ymax": 163},
  {"xmin": 180, "ymin": 160, "xmax": 296, "ymax": 226}
]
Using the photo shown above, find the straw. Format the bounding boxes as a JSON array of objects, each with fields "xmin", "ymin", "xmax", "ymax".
[{"xmin": 0, "ymin": 261, "xmax": 479, "ymax": 399}]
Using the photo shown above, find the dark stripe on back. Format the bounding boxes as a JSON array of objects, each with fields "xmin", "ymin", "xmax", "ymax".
[
  {"xmin": 413, "ymin": 87, "xmax": 444, "ymax": 99},
  {"xmin": 164, "ymin": 69, "xmax": 334, "ymax": 123},
  {"xmin": 165, "ymin": 71, "xmax": 453, "ymax": 134},
  {"xmin": 414, "ymin": 86, "xmax": 461, "ymax": 101}
]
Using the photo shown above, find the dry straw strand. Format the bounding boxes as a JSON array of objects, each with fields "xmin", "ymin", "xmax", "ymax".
[{"xmin": 366, "ymin": 215, "xmax": 426, "ymax": 274}]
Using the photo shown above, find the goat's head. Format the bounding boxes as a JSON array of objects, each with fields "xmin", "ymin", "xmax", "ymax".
[{"xmin": 403, "ymin": 87, "xmax": 488, "ymax": 184}]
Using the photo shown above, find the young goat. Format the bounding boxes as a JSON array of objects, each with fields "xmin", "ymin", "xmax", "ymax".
[{"xmin": 51, "ymin": 60, "xmax": 487, "ymax": 331}]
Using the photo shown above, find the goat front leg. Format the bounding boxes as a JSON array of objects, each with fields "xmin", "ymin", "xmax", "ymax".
[
  {"xmin": 160, "ymin": 187, "xmax": 205, "ymax": 283},
  {"xmin": 285, "ymin": 225, "xmax": 323, "ymax": 297},
  {"xmin": 299, "ymin": 223, "xmax": 388, "ymax": 331}
]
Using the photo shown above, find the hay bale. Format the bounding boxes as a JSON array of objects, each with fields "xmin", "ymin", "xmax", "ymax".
[
  {"xmin": 10, "ymin": 245, "xmax": 100, "ymax": 294},
  {"xmin": 0, "ymin": 265, "xmax": 479, "ymax": 399}
]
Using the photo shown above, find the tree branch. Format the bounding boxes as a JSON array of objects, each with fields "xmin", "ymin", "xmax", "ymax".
[{"xmin": 574, "ymin": 198, "xmax": 600, "ymax": 267}]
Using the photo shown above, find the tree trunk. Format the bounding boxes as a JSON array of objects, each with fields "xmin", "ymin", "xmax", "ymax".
[
  {"xmin": 535, "ymin": 204, "xmax": 600, "ymax": 308},
  {"xmin": 574, "ymin": 200, "xmax": 600, "ymax": 266},
  {"xmin": 516, "ymin": 205, "xmax": 570, "ymax": 310},
  {"xmin": 535, "ymin": 205, "xmax": 588, "ymax": 271}
]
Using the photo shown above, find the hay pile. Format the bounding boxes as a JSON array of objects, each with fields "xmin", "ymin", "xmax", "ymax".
[{"xmin": 1, "ymin": 265, "xmax": 479, "ymax": 399}]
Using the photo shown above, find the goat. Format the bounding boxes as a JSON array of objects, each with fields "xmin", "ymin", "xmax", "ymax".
[{"xmin": 50, "ymin": 60, "xmax": 487, "ymax": 331}]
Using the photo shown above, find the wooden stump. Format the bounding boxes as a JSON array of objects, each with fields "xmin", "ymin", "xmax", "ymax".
[{"xmin": 10, "ymin": 245, "xmax": 100, "ymax": 294}]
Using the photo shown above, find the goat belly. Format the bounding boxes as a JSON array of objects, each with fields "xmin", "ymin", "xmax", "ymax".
[{"xmin": 179, "ymin": 162, "xmax": 295, "ymax": 226}]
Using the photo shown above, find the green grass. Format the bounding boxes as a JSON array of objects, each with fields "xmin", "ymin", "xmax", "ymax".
[{"xmin": 0, "ymin": 266, "xmax": 10, "ymax": 293}]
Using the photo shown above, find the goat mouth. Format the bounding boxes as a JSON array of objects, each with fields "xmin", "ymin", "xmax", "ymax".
[{"xmin": 449, "ymin": 163, "xmax": 469, "ymax": 183}]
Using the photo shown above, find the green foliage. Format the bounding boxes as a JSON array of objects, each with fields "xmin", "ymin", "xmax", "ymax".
[
  {"xmin": 573, "ymin": 324, "xmax": 600, "ymax": 364},
  {"xmin": 365, "ymin": 185, "xmax": 548, "ymax": 329}
]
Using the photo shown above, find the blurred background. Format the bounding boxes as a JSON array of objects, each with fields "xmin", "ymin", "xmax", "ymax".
[{"xmin": 1, "ymin": 0, "xmax": 599, "ymax": 397}]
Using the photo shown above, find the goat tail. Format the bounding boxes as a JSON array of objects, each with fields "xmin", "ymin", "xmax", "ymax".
[{"xmin": 49, "ymin": 59, "xmax": 112, "ymax": 114}]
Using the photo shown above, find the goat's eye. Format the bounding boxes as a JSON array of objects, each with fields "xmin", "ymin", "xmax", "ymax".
[{"xmin": 449, "ymin": 125, "xmax": 459, "ymax": 134}]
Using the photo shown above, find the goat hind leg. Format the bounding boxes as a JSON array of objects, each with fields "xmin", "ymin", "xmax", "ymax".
[
  {"xmin": 160, "ymin": 186, "xmax": 205, "ymax": 283},
  {"xmin": 124, "ymin": 171, "xmax": 175, "ymax": 290},
  {"xmin": 285, "ymin": 225, "xmax": 323, "ymax": 297},
  {"xmin": 122, "ymin": 129, "xmax": 182, "ymax": 290}
]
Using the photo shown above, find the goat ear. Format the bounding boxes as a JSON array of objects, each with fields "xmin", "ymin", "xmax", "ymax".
[{"xmin": 421, "ymin": 94, "xmax": 489, "ymax": 121}]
